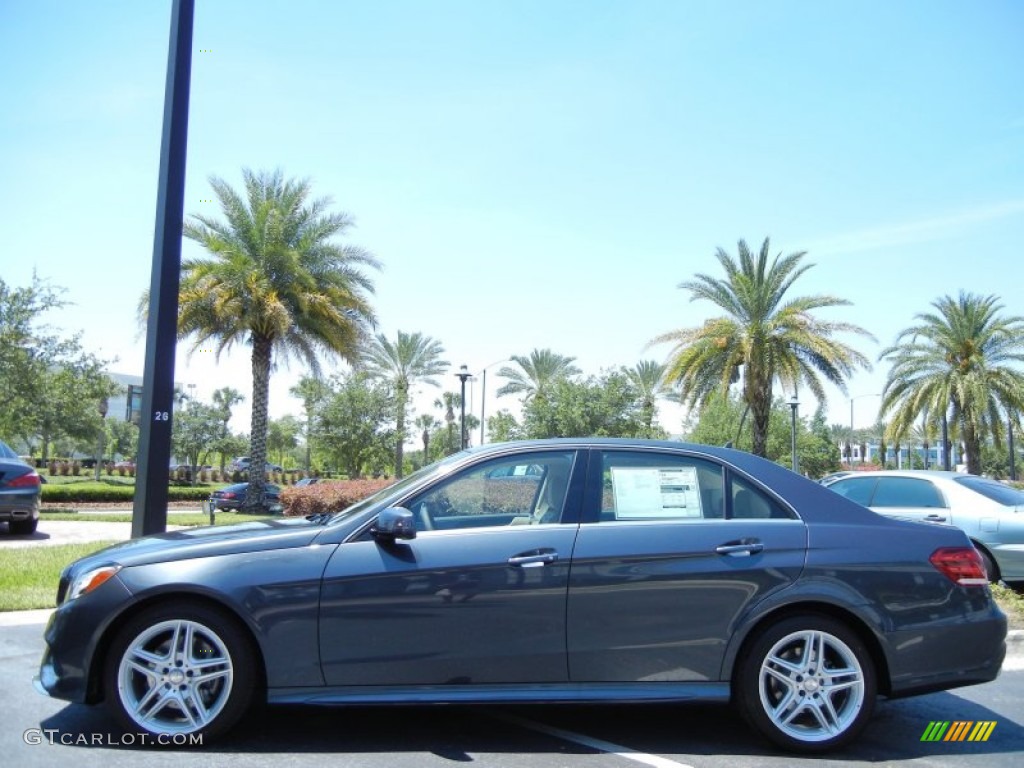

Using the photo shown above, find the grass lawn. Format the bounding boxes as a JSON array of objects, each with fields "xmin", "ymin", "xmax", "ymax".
[{"xmin": 0, "ymin": 541, "xmax": 120, "ymax": 611}]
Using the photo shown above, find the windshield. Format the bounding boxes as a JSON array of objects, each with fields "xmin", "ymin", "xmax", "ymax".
[
  {"xmin": 954, "ymin": 475, "xmax": 1024, "ymax": 506},
  {"xmin": 325, "ymin": 451, "xmax": 470, "ymax": 525}
]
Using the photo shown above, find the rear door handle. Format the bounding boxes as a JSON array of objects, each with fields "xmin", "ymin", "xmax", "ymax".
[
  {"xmin": 715, "ymin": 539, "xmax": 764, "ymax": 557},
  {"xmin": 923, "ymin": 514, "xmax": 947, "ymax": 523},
  {"xmin": 508, "ymin": 550, "xmax": 559, "ymax": 568}
]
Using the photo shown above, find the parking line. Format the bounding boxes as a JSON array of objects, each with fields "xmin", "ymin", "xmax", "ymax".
[{"xmin": 495, "ymin": 712, "xmax": 696, "ymax": 768}]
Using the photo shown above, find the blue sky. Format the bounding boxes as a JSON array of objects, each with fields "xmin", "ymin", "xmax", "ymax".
[{"xmin": 2, "ymin": 0, "xmax": 1023, "ymax": 437}]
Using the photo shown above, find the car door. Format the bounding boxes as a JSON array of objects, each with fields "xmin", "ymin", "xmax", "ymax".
[
  {"xmin": 318, "ymin": 450, "xmax": 584, "ymax": 686},
  {"xmin": 566, "ymin": 449, "xmax": 807, "ymax": 683},
  {"xmin": 867, "ymin": 477, "xmax": 949, "ymax": 525}
]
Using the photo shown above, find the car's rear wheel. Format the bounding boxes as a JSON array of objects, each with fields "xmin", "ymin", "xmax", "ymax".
[
  {"xmin": 9, "ymin": 517, "xmax": 38, "ymax": 535},
  {"xmin": 974, "ymin": 544, "xmax": 1000, "ymax": 583},
  {"xmin": 736, "ymin": 615, "xmax": 876, "ymax": 752},
  {"xmin": 104, "ymin": 602, "xmax": 257, "ymax": 740}
]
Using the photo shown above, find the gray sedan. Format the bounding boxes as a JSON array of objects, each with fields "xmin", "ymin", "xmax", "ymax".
[
  {"xmin": 0, "ymin": 439, "xmax": 41, "ymax": 535},
  {"xmin": 36, "ymin": 439, "xmax": 1006, "ymax": 753}
]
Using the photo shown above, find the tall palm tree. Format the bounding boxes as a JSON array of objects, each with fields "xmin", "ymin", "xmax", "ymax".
[
  {"xmin": 211, "ymin": 386, "xmax": 244, "ymax": 472},
  {"xmin": 434, "ymin": 392, "xmax": 461, "ymax": 456},
  {"xmin": 180, "ymin": 169, "xmax": 379, "ymax": 509},
  {"xmin": 414, "ymin": 413, "xmax": 439, "ymax": 464},
  {"xmin": 879, "ymin": 292, "xmax": 1024, "ymax": 475},
  {"xmin": 625, "ymin": 360, "xmax": 671, "ymax": 436},
  {"xmin": 496, "ymin": 349, "xmax": 580, "ymax": 402},
  {"xmin": 651, "ymin": 238, "xmax": 873, "ymax": 457},
  {"xmin": 290, "ymin": 375, "xmax": 328, "ymax": 472},
  {"xmin": 363, "ymin": 331, "xmax": 449, "ymax": 477}
]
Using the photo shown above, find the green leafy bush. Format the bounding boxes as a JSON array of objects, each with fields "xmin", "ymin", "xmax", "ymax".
[
  {"xmin": 42, "ymin": 484, "xmax": 213, "ymax": 503},
  {"xmin": 280, "ymin": 479, "xmax": 393, "ymax": 517}
]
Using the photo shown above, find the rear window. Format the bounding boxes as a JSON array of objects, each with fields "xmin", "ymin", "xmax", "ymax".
[{"xmin": 954, "ymin": 476, "xmax": 1024, "ymax": 506}]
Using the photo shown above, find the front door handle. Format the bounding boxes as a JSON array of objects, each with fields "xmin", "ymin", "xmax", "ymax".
[
  {"xmin": 715, "ymin": 538, "xmax": 764, "ymax": 557},
  {"xmin": 923, "ymin": 514, "xmax": 947, "ymax": 523},
  {"xmin": 508, "ymin": 549, "xmax": 559, "ymax": 568}
]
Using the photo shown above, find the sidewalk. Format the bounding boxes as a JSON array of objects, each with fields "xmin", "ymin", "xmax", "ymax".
[{"xmin": 0, "ymin": 519, "xmax": 190, "ymax": 548}]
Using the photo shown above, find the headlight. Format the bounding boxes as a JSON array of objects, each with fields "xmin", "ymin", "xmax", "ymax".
[{"xmin": 67, "ymin": 565, "xmax": 122, "ymax": 602}]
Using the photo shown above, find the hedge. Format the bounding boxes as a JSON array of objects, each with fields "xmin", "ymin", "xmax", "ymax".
[
  {"xmin": 280, "ymin": 479, "xmax": 394, "ymax": 517},
  {"xmin": 42, "ymin": 485, "xmax": 213, "ymax": 503}
]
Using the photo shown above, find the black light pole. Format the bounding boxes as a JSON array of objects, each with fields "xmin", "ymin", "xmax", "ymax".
[
  {"xmin": 788, "ymin": 394, "xmax": 800, "ymax": 473},
  {"xmin": 133, "ymin": 0, "xmax": 194, "ymax": 538},
  {"xmin": 941, "ymin": 410, "xmax": 950, "ymax": 470},
  {"xmin": 456, "ymin": 365, "xmax": 471, "ymax": 450},
  {"xmin": 93, "ymin": 398, "xmax": 109, "ymax": 482}
]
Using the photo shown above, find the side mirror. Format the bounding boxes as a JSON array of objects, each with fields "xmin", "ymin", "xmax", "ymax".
[{"xmin": 371, "ymin": 506, "xmax": 417, "ymax": 543}]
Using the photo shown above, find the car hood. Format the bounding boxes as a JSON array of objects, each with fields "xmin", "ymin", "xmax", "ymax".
[{"xmin": 68, "ymin": 518, "xmax": 325, "ymax": 571}]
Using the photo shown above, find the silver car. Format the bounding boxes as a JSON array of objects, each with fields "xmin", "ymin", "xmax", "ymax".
[{"xmin": 827, "ymin": 470, "xmax": 1024, "ymax": 582}]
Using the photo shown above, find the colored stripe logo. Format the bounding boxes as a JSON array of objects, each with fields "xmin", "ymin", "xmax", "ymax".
[{"xmin": 921, "ymin": 721, "xmax": 996, "ymax": 742}]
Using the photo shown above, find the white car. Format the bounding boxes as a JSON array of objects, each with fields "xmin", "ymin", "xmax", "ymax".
[{"xmin": 827, "ymin": 470, "xmax": 1024, "ymax": 582}]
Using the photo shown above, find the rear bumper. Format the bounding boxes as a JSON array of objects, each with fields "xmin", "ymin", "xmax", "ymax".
[{"xmin": 0, "ymin": 494, "xmax": 40, "ymax": 521}]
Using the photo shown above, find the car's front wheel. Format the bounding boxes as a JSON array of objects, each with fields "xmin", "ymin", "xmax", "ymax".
[
  {"xmin": 104, "ymin": 601, "xmax": 257, "ymax": 740},
  {"xmin": 736, "ymin": 615, "xmax": 876, "ymax": 752}
]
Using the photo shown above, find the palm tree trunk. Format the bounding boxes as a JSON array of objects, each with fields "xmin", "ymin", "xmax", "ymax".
[
  {"xmin": 245, "ymin": 336, "xmax": 272, "ymax": 511},
  {"xmin": 747, "ymin": 381, "xmax": 772, "ymax": 458},
  {"xmin": 963, "ymin": 423, "xmax": 982, "ymax": 475},
  {"xmin": 395, "ymin": 386, "xmax": 407, "ymax": 479}
]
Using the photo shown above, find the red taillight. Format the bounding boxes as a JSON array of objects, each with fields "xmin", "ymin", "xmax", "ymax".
[
  {"xmin": 930, "ymin": 547, "xmax": 989, "ymax": 586},
  {"xmin": 219, "ymin": 492, "xmax": 236, "ymax": 499},
  {"xmin": 6, "ymin": 471, "xmax": 40, "ymax": 489}
]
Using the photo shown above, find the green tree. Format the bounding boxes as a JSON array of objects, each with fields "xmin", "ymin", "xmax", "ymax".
[
  {"xmin": 625, "ymin": 360, "xmax": 671, "ymax": 437},
  {"xmin": 107, "ymin": 419, "xmax": 140, "ymax": 461},
  {"xmin": 487, "ymin": 410, "xmax": 522, "ymax": 443},
  {"xmin": 652, "ymin": 238, "xmax": 873, "ymax": 457},
  {"xmin": 496, "ymin": 349, "xmax": 581, "ymax": 403},
  {"xmin": 316, "ymin": 372, "xmax": 394, "ymax": 478},
  {"xmin": 413, "ymin": 414, "xmax": 439, "ymax": 466},
  {"xmin": 523, "ymin": 371, "xmax": 647, "ymax": 439},
  {"xmin": 880, "ymin": 292, "xmax": 1024, "ymax": 476},
  {"xmin": 267, "ymin": 415, "xmax": 301, "ymax": 468},
  {"xmin": 362, "ymin": 330, "xmax": 449, "ymax": 478},
  {"xmin": 433, "ymin": 391, "xmax": 462, "ymax": 457},
  {"xmin": 174, "ymin": 169, "xmax": 379, "ymax": 510},
  {"xmin": 210, "ymin": 387, "xmax": 245, "ymax": 471},
  {"xmin": 290, "ymin": 375, "xmax": 328, "ymax": 471},
  {"xmin": 171, "ymin": 402, "xmax": 224, "ymax": 484}
]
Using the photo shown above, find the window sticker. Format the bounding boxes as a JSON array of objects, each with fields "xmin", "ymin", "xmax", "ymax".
[{"xmin": 611, "ymin": 466, "xmax": 702, "ymax": 519}]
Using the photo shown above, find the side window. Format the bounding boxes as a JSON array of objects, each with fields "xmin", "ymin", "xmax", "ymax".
[
  {"xmin": 730, "ymin": 475, "xmax": 792, "ymax": 519},
  {"xmin": 404, "ymin": 451, "xmax": 575, "ymax": 531},
  {"xmin": 872, "ymin": 478, "xmax": 946, "ymax": 508},
  {"xmin": 596, "ymin": 451, "xmax": 724, "ymax": 522},
  {"xmin": 829, "ymin": 478, "xmax": 877, "ymax": 506}
]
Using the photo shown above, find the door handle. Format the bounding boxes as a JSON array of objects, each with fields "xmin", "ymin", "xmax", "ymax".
[
  {"xmin": 508, "ymin": 550, "xmax": 558, "ymax": 568},
  {"xmin": 715, "ymin": 539, "xmax": 764, "ymax": 557},
  {"xmin": 923, "ymin": 514, "xmax": 947, "ymax": 523}
]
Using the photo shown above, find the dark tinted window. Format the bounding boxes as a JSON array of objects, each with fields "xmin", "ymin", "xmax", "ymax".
[
  {"xmin": 872, "ymin": 477, "xmax": 945, "ymax": 508},
  {"xmin": 829, "ymin": 477, "xmax": 877, "ymax": 506},
  {"xmin": 954, "ymin": 475, "xmax": 1024, "ymax": 506},
  {"xmin": 730, "ymin": 474, "xmax": 794, "ymax": 519}
]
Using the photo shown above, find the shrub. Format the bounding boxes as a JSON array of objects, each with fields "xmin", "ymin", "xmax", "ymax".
[{"xmin": 280, "ymin": 478, "xmax": 393, "ymax": 517}]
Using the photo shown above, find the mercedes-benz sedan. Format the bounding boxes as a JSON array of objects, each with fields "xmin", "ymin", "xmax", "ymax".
[{"xmin": 36, "ymin": 439, "xmax": 1006, "ymax": 752}]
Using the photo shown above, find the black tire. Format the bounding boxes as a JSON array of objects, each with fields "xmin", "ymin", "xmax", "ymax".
[
  {"xmin": 975, "ymin": 545, "xmax": 1000, "ymax": 583},
  {"xmin": 9, "ymin": 517, "xmax": 38, "ymax": 535},
  {"xmin": 735, "ymin": 614, "xmax": 877, "ymax": 753},
  {"xmin": 103, "ymin": 601, "xmax": 257, "ymax": 741}
]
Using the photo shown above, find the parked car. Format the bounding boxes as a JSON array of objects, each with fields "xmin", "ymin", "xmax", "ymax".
[
  {"xmin": 825, "ymin": 469, "xmax": 1024, "ymax": 582},
  {"xmin": 818, "ymin": 470, "xmax": 855, "ymax": 486},
  {"xmin": 208, "ymin": 482, "xmax": 281, "ymax": 512},
  {"xmin": 36, "ymin": 439, "xmax": 1006, "ymax": 752},
  {"xmin": 113, "ymin": 459, "xmax": 136, "ymax": 471},
  {"xmin": 229, "ymin": 456, "xmax": 283, "ymax": 473},
  {"xmin": 0, "ymin": 439, "xmax": 41, "ymax": 535},
  {"xmin": 293, "ymin": 477, "xmax": 320, "ymax": 488}
]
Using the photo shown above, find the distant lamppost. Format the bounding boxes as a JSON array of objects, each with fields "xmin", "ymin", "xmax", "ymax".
[
  {"xmin": 479, "ymin": 358, "xmax": 510, "ymax": 445},
  {"xmin": 456, "ymin": 365, "xmax": 471, "ymax": 450},
  {"xmin": 788, "ymin": 393, "xmax": 800, "ymax": 473},
  {"xmin": 94, "ymin": 398, "xmax": 109, "ymax": 481},
  {"xmin": 1009, "ymin": 412, "xmax": 1017, "ymax": 482},
  {"xmin": 849, "ymin": 393, "xmax": 881, "ymax": 467}
]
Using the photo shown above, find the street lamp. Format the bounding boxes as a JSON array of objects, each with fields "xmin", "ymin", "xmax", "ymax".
[
  {"xmin": 788, "ymin": 394, "xmax": 800, "ymax": 473},
  {"xmin": 94, "ymin": 398, "xmax": 109, "ymax": 481},
  {"xmin": 456, "ymin": 365, "xmax": 471, "ymax": 450},
  {"xmin": 849, "ymin": 393, "xmax": 881, "ymax": 467},
  {"xmin": 479, "ymin": 358, "xmax": 511, "ymax": 445}
]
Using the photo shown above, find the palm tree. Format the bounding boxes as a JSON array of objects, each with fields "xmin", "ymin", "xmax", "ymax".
[
  {"xmin": 651, "ymin": 238, "xmax": 873, "ymax": 457},
  {"xmin": 434, "ymin": 392, "xmax": 461, "ymax": 456},
  {"xmin": 211, "ymin": 386, "xmax": 244, "ymax": 472},
  {"xmin": 879, "ymin": 292, "xmax": 1024, "ymax": 475},
  {"xmin": 290, "ymin": 375, "xmax": 328, "ymax": 472},
  {"xmin": 179, "ymin": 169, "xmax": 379, "ymax": 510},
  {"xmin": 625, "ymin": 360, "xmax": 671, "ymax": 436},
  {"xmin": 414, "ymin": 413, "xmax": 439, "ymax": 464},
  {"xmin": 496, "ymin": 349, "xmax": 580, "ymax": 402},
  {"xmin": 363, "ymin": 331, "xmax": 449, "ymax": 477}
]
